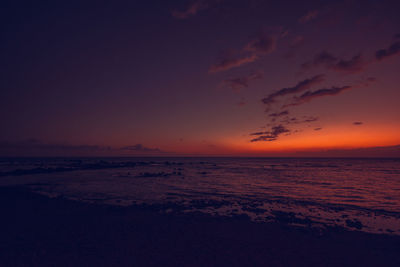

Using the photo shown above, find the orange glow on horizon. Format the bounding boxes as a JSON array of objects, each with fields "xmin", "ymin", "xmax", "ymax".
[{"xmin": 208, "ymin": 123, "xmax": 400, "ymax": 155}]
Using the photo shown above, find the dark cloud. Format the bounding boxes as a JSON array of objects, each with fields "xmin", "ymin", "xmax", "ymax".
[
  {"xmin": 298, "ymin": 10, "xmax": 319, "ymax": 23},
  {"xmin": 223, "ymin": 71, "xmax": 263, "ymax": 91},
  {"xmin": 209, "ymin": 32, "xmax": 277, "ymax": 73},
  {"xmin": 279, "ymin": 116, "xmax": 319, "ymax": 125},
  {"xmin": 301, "ymin": 51, "xmax": 337, "ymax": 69},
  {"xmin": 395, "ymin": 34, "xmax": 400, "ymax": 39},
  {"xmin": 302, "ymin": 51, "xmax": 367, "ymax": 73},
  {"xmin": 257, "ymin": 76, "xmax": 371, "ymax": 141},
  {"xmin": 209, "ymin": 54, "xmax": 258, "ymax": 73},
  {"xmin": 262, "ymin": 74, "xmax": 325, "ymax": 108},
  {"xmin": 269, "ymin": 110, "xmax": 289, "ymax": 117},
  {"xmin": 120, "ymin": 144, "xmax": 161, "ymax": 152},
  {"xmin": 302, "ymin": 116, "xmax": 319, "ymax": 123},
  {"xmin": 253, "ymin": 115, "xmax": 319, "ymax": 142},
  {"xmin": 375, "ymin": 41, "xmax": 400, "ymax": 61},
  {"xmin": 172, "ymin": 0, "xmax": 209, "ymax": 19},
  {"xmin": 250, "ymin": 125, "xmax": 290, "ymax": 142},
  {"xmin": 244, "ymin": 33, "xmax": 277, "ymax": 55},
  {"xmin": 353, "ymin": 121, "xmax": 363, "ymax": 125},
  {"xmin": 331, "ymin": 54, "xmax": 365, "ymax": 72},
  {"xmin": 314, "ymin": 127, "xmax": 322, "ymax": 131},
  {"xmin": 286, "ymin": 85, "xmax": 352, "ymax": 107}
]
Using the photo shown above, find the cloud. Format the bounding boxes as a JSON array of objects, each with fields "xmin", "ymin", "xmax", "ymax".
[
  {"xmin": 120, "ymin": 144, "xmax": 161, "ymax": 152},
  {"xmin": 209, "ymin": 54, "xmax": 258, "ymax": 73},
  {"xmin": 223, "ymin": 71, "xmax": 263, "ymax": 91},
  {"xmin": 279, "ymin": 116, "xmax": 319, "ymax": 125},
  {"xmin": 314, "ymin": 127, "xmax": 322, "ymax": 131},
  {"xmin": 250, "ymin": 125, "xmax": 291, "ymax": 142},
  {"xmin": 171, "ymin": 0, "xmax": 209, "ymax": 19},
  {"xmin": 280, "ymin": 77, "xmax": 374, "ymax": 108},
  {"xmin": 302, "ymin": 51, "xmax": 367, "ymax": 73},
  {"xmin": 251, "ymin": 115, "xmax": 319, "ymax": 142},
  {"xmin": 330, "ymin": 54, "xmax": 365, "ymax": 72},
  {"xmin": 301, "ymin": 51, "xmax": 337, "ymax": 69},
  {"xmin": 304, "ymin": 37, "xmax": 400, "ymax": 73},
  {"xmin": 286, "ymin": 85, "xmax": 352, "ymax": 107},
  {"xmin": 262, "ymin": 74, "xmax": 325, "ymax": 109},
  {"xmin": 298, "ymin": 10, "xmax": 319, "ymax": 23},
  {"xmin": 395, "ymin": 34, "xmax": 400, "ymax": 39},
  {"xmin": 209, "ymin": 32, "xmax": 277, "ymax": 73},
  {"xmin": 375, "ymin": 41, "xmax": 400, "ymax": 61},
  {"xmin": 269, "ymin": 110, "xmax": 289, "ymax": 117},
  {"xmin": 244, "ymin": 34, "xmax": 277, "ymax": 55},
  {"xmin": 353, "ymin": 121, "xmax": 363, "ymax": 125}
]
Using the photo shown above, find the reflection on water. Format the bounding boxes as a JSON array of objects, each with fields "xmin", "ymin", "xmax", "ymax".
[{"xmin": 1, "ymin": 157, "xmax": 400, "ymax": 235}]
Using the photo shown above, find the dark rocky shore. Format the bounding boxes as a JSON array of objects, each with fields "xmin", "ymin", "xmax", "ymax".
[{"xmin": 1, "ymin": 186, "xmax": 399, "ymax": 267}]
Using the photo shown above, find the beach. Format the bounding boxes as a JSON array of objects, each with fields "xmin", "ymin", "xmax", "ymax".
[
  {"xmin": 1, "ymin": 185, "xmax": 400, "ymax": 267},
  {"xmin": 2, "ymin": 0, "xmax": 400, "ymax": 265}
]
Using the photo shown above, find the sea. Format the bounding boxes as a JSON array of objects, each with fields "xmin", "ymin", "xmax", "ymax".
[{"xmin": 1, "ymin": 157, "xmax": 400, "ymax": 235}]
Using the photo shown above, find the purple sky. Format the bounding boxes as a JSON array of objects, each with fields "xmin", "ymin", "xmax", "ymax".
[{"xmin": 1, "ymin": 0, "xmax": 400, "ymax": 156}]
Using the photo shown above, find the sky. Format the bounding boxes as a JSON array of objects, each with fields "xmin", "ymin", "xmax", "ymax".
[{"xmin": 1, "ymin": 0, "xmax": 400, "ymax": 157}]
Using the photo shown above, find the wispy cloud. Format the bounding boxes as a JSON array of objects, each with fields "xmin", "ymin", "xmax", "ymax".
[
  {"xmin": 269, "ymin": 110, "xmax": 289, "ymax": 118},
  {"xmin": 209, "ymin": 32, "xmax": 277, "ymax": 73},
  {"xmin": 302, "ymin": 51, "xmax": 367, "ymax": 73},
  {"xmin": 375, "ymin": 41, "xmax": 400, "ymax": 61},
  {"xmin": 298, "ymin": 10, "xmax": 319, "ymax": 23},
  {"xmin": 250, "ymin": 125, "xmax": 291, "ymax": 142},
  {"xmin": 262, "ymin": 74, "xmax": 325, "ymax": 110},
  {"xmin": 244, "ymin": 34, "xmax": 277, "ymax": 55},
  {"xmin": 353, "ymin": 121, "xmax": 363, "ymax": 125},
  {"xmin": 283, "ymin": 77, "xmax": 376, "ymax": 108},
  {"xmin": 302, "ymin": 36, "xmax": 400, "ymax": 74},
  {"xmin": 209, "ymin": 54, "xmax": 258, "ymax": 73},
  {"xmin": 285, "ymin": 85, "xmax": 353, "ymax": 107},
  {"xmin": 252, "ymin": 76, "xmax": 375, "ymax": 143},
  {"xmin": 222, "ymin": 71, "xmax": 263, "ymax": 91},
  {"xmin": 279, "ymin": 116, "xmax": 319, "ymax": 125},
  {"xmin": 172, "ymin": 0, "xmax": 209, "ymax": 19}
]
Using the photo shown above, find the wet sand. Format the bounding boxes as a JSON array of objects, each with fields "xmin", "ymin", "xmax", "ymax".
[{"xmin": 1, "ymin": 186, "xmax": 399, "ymax": 267}]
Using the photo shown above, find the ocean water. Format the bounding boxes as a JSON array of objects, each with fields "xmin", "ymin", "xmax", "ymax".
[{"xmin": 1, "ymin": 157, "xmax": 400, "ymax": 235}]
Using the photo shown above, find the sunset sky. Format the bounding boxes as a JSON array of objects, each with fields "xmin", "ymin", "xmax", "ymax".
[{"xmin": 1, "ymin": 0, "xmax": 399, "ymax": 156}]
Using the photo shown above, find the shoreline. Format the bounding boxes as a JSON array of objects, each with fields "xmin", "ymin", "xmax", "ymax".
[{"xmin": 1, "ymin": 186, "xmax": 400, "ymax": 266}]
